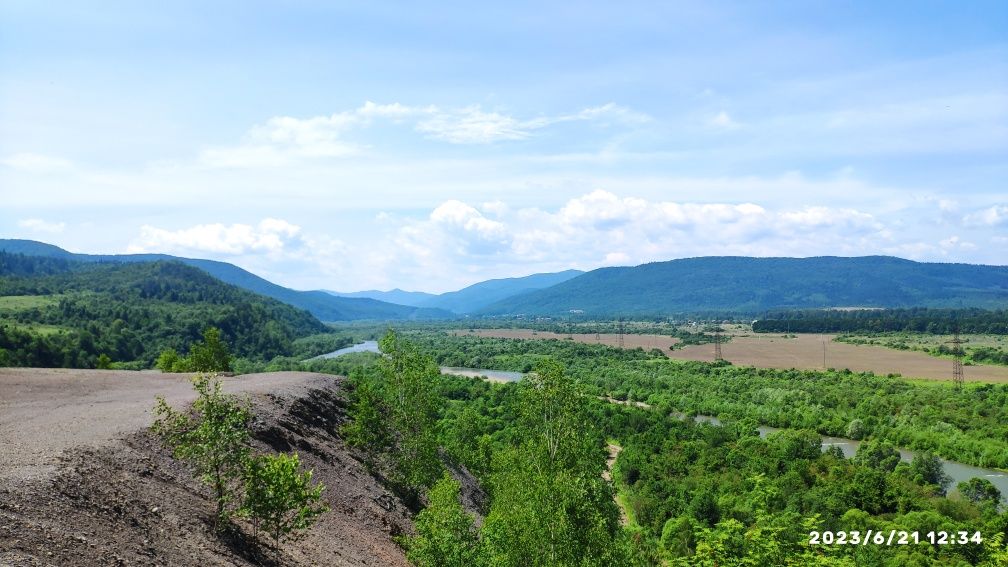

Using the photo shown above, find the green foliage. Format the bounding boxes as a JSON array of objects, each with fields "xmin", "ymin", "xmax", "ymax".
[
  {"xmin": 156, "ymin": 348, "xmax": 182, "ymax": 372},
  {"xmin": 909, "ymin": 452, "xmax": 952, "ymax": 494},
  {"xmin": 853, "ymin": 440, "xmax": 901, "ymax": 472},
  {"xmin": 95, "ymin": 352, "xmax": 112, "ymax": 369},
  {"xmin": 377, "ymin": 330, "xmax": 443, "ymax": 494},
  {"xmin": 406, "ymin": 473, "xmax": 483, "ymax": 567},
  {"xmin": 0, "ymin": 254, "xmax": 328, "ymax": 367},
  {"xmin": 240, "ymin": 452, "xmax": 327, "ymax": 553},
  {"xmin": 343, "ymin": 331, "xmax": 442, "ymax": 499},
  {"xmin": 756, "ymin": 307, "xmax": 1008, "ymax": 334},
  {"xmin": 151, "ymin": 373, "xmax": 252, "ymax": 528},
  {"xmin": 186, "ymin": 327, "xmax": 233, "ymax": 372},
  {"xmin": 411, "ymin": 329, "xmax": 1007, "ymax": 566},
  {"xmin": 481, "ymin": 358, "xmax": 625, "ymax": 566},
  {"xmin": 481, "ymin": 256, "xmax": 1008, "ymax": 316},
  {"xmin": 958, "ymin": 478, "xmax": 1002, "ymax": 505}
]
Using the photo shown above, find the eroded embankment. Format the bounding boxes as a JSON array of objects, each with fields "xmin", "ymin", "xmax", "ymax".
[{"xmin": 0, "ymin": 372, "xmax": 415, "ymax": 567}]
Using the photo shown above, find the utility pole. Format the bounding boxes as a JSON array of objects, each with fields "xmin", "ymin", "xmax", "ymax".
[{"xmin": 950, "ymin": 328, "xmax": 964, "ymax": 391}]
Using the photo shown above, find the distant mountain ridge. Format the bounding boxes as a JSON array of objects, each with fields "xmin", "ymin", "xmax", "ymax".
[
  {"xmin": 324, "ymin": 288, "xmax": 437, "ymax": 307},
  {"xmin": 480, "ymin": 256, "xmax": 1008, "ymax": 316},
  {"xmin": 0, "ymin": 239, "xmax": 451, "ymax": 321},
  {"xmin": 327, "ymin": 270, "xmax": 585, "ymax": 313}
]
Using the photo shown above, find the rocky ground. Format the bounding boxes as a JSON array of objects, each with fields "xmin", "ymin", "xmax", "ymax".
[{"xmin": 0, "ymin": 369, "xmax": 456, "ymax": 566}]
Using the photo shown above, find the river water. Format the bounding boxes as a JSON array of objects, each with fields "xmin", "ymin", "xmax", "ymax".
[
  {"xmin": 677, "ymin": 413, "xmax": 1007, "ymax": 503},
  {"xmin": 318, "ymin": 342, "xmax": 1006, "ymax": 502}
]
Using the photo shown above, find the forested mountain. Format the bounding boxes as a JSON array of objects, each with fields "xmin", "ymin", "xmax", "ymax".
[
  {"xmin": 324, "ymin": 288, "xmax": 437, "ymax": 307},
  {"xmin": 0, "ymin": 239, "xmax": 451, "ymax": 321},
  {"xmin": 0, "ymin": 252, "xmax": 328, "ymax": 367},
  {"xmin": 418, "ymin": 269, "xmax": 585, "ymax": 313},
  {"xmin": 481, "ymin": 256, "xmax": 1008, "ymax": 316}
]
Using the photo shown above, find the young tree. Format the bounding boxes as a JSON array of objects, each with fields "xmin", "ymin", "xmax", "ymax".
[
  {"xmin": 406, "ymin": 472, "xmax": 483, "ymax": 567},
  {"xmin": 957, "ymin": 477, "xmax": 1001, "ymax": 505},
  {"xmin": 240, "ymin": 452, "xmax": 327, "ymax": 557},
  {"xmin": 187, "ymin": 327, "xmax": 233, "ymax": 372},
  {"xmin": 377, "ymin": 329, "xmax": 442, "ymax": 495},
  {"xmin": 156, "ymin": 348, "xmax": 182, "ymax": 372},
  {"xmin": 96, "ymin": 353, "xmax": 112, "ymax": 369},
  {"xmin": 481, "ymin": 358, "xmax": 623, "ymax": 566},
  {"xmin": 152, "ymin": 373, "xmax": 251, "ymax": 529}
]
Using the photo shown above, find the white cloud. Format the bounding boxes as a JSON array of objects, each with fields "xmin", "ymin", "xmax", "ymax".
[
  {"xmin": 127, "ymin": 218, "xmax": 303, "ymax": 255},
  {"xmin": 365, "ymin": 191, "xmax": 895, "ymax": 290},
  {"xmin": 200, "ymin": 101, "xmax": 650, "ymax": 164},
  {"xmin": 963, "ymin": 205, "xmax": 1008, "ymax": 227},
  {"xmin": 2, "ymin": 153, "xmax": 73, "ymax": 172},
  {"xmin": 710, "ymin": 110, "xmax": 740, "ymax": 129},
  {"xmin": 18, "ymin": 218, "xmax": 66, "ymax": 233}
]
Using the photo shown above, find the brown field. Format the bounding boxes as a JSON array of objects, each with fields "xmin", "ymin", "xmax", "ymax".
[{"xmin": 458, "ymin": 329, "xmax": 1008, "ymax": 383}]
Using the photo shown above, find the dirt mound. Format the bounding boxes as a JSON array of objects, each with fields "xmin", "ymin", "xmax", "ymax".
[{"xmin": 0, "ymin": 373, "xmax": 414, "ymax": 566}]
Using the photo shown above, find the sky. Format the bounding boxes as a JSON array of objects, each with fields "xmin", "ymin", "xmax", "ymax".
[{"xmin": 1, "ymin": 1, "xmax": 1006, "ymax": 293}]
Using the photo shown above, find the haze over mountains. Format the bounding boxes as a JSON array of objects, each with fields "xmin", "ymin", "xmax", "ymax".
[{"xmin": 3, "ymin": 240, "xmax": 1006, "ymax": 320}]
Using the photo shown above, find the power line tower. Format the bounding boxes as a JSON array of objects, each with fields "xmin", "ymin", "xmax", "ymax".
[
  {"xmin": 618, "ymin": 317, "xmax": 625, "ymax": 348},
  {"xmin": 713, "ymin": 327, "xmax": 723, "ymax": 362},
  {"xmin": 949, "ymin": 328, "xmax": 965, "ymax": 390}
]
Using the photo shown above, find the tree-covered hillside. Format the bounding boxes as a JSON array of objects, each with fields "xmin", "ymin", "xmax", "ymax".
[
  {"xmin": 481, "ymin": 256, "xmax": 1008, "ymax": 316},
  {"xmin": 0, "ymin": 252, "xmax": 328, "ymax": 367},
  {"xmin": 0, "ymin": 239, "xmax": 453, "ymax": 321}
]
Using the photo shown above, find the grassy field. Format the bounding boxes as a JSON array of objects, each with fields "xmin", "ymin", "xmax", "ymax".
[
  {"xmin": 0, "ymin": 295, "xmax": 60, "ymax": 313},
  {"xmin": 836, "ymin": 332, "xmax": 1008, "ymax": 365}
]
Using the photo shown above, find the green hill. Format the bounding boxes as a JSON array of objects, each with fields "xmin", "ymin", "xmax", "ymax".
[
  {"xmin": 0, "ymin": 252, "xmax": 329, "ymax": 367},
  {"xmin": 0, "ymin": 239, "xmax": 452, "ymax": 321},
  {"xmin": 480, "ymin": 256, "xmax": 1008, "ymax": 316}
]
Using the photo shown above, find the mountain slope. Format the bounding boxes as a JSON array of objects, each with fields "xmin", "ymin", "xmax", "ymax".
[
  {"xmin": 324, "ymin": 288, "xmax": 437, "ymax": 307},
  {"xmin": 481, "ymin": 256, "xmax": 1008, "ymax": 316},
  {"xmin": 0, "ymin": 252, "xmax": 328, "ymax": 366},
  {"xmin": 0, "ymin": 240, "xmax": 452, "ymax": 321},
  {"xmin": 420, "ymin": 269, "xmax": 585, "ymax": 314}
]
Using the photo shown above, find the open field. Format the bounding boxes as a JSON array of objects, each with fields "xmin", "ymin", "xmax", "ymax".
[
  {"xmin": 460, "ymin": 329, "xmax": 1008, "ymax": 383},
  {"xmin": 0, "ymin": 295, "xmax": 61, "ymax": 312}
]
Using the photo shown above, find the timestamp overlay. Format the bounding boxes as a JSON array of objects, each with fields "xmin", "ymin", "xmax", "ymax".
[{"xmin": 809, "ymin": 530, "xmax": 985, "ymax": 546}]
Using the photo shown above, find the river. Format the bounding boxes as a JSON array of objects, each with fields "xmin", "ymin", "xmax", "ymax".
[
  {"xmin": 676, "ymin": 412, "xmax": 1007, "ymax": 503},
  {"xmin": 316, "ymin": 342, "xmax": 1006, "ymax": 502}
]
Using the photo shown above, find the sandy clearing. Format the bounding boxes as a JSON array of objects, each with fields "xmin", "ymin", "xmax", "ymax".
[
  {"xmin": 459, "ymin": 329, "xmax": 1008, "ymax": 383},
  {"xmin": 0, "ymin": 368, "xmax": 334, "ymax": 482}
]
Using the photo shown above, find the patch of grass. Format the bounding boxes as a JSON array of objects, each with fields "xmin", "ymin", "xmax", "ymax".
[{"xmin": 0, "ymin": 294, "xmax": 61, "ymax": 313}]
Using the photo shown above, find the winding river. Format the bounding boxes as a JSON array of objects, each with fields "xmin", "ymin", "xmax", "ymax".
[{"xmin": 317, "ymin": 342, "xmax": 1007, "ymax": 502}]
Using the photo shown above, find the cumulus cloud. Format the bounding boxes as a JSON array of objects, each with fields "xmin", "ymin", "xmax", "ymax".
[
  {"xmin": 370, "ymin": 190, "xmax": 892, "ymax": 288},
  {"xmin": 963, "ymin": 205, "xmax": 1008, "ymax": 227},
  {"xmin": 18, "ymin": 218, "xmax": 66, "ymax": 233},
  {"xmin": 127, "ymin": 218, "xmax": 303, "ymax": 255}
]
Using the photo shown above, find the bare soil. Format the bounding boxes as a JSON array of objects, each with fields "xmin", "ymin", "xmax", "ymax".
[
  {"xmin": 460, "ymin": 329, "xmax": 1008, "ymax": 383},
  {"xmin": 0, "ymin": 369, "xmax": 418, "ymax": 566}
]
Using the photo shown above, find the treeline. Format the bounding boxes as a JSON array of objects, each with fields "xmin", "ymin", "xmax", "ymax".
[
  {"xmin": 0, "ymin": 253, "xmax": 329, "ymax": 367},
  {"xmin": 754, "ymin": 308, "xmax": 1008, "ymax": 334}
]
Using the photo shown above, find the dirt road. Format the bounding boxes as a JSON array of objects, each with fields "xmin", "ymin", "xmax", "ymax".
[{"xmin": 0, "ymin": 368, "xmax": 327, "ymax": 482}]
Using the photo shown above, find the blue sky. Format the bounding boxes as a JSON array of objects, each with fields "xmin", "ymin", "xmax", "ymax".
[{"xmin": 2, "ymin": 1, "xmax": 1006, "ymax": 292}]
